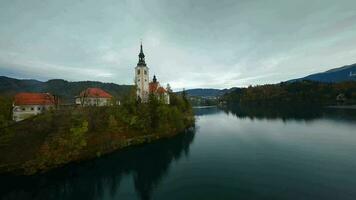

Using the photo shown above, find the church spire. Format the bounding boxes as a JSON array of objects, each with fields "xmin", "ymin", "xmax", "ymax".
[
  {"xmin": 140, "ymin": 41, "xmax": 143, "ymax": 54},
  {"xmin": 138, "ymin": 42, "xmax": 146, "ymax": 66}
]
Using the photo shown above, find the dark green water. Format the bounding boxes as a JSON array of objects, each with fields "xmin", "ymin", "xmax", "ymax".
[{"xmin": 1, "ymin": 106, "xmax": 356, "ymax": 200}]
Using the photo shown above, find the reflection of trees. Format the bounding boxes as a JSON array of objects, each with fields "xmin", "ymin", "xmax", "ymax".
[
  {"xmin": 221, "ymin": 104, "xmax": 356, "ymax": 121},
  {"xmin": 222, "ymin": 104, "xmax": 323, "ymax": 121},
  {"xmin": 0, "ymin": 130, "xmax": 196, "ymax": 200},
  {"xmin": 222, "ymin": 104, "xmax": 356, "ymax": 122},
  {"xmin": 193, "ymin": 107, "xmax": 220, "ymax": 116}
]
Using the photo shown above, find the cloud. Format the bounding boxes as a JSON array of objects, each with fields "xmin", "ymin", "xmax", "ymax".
[{"xmin": 1, "ymin": 0, "xmax": 356, "ymax": 89}]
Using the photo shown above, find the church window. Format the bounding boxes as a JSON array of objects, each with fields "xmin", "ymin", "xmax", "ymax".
[
  {"xmin": 144, "ymin": 70, "xmax": 147, "ymax": 75},
  {"xmin": 137, "ymin": 70, "xmax": 140, "ymax": 74}
]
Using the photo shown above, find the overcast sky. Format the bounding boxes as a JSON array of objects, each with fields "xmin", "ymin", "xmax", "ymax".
[{"xmin": 1, "ymin": 0, "xmax": 356, "ymax": 90}]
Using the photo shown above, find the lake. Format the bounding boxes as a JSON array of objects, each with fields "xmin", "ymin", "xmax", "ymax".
[{"xmin": 1, "ymin": 106, "xmax": 356, "ymax": 200}]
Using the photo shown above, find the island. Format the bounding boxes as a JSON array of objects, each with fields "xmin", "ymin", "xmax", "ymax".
[{"xmin": 0, "ymin": 44, "xmax": 195, "ymax": 175}]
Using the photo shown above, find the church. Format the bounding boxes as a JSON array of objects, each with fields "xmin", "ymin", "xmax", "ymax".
[{"xmin": 134, "ymin": 43, "xmax": 170, "ymax": 104}]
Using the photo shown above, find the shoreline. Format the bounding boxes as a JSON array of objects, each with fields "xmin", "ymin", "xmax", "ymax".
[{"xmin": 0, "ymin": 124, "xmax": 195, "ymax": 176}]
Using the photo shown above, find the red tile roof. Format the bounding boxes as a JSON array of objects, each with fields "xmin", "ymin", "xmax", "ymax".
[
  {"xmin": 157, "ymin": 87, "xmax": 167, "ymax": 94},
  {"xmin": 149, "ymin": 82, "xmax": 167, "ymax": 94},
  {"xmin": 14, "ymin": 93, "xmax": 55, "ymax": 106},
  {"xmin": 149, "ymin": 82, "xmax": 159, "ymax": 93},
  {"xmin": 80, "ymin": 88, "xmax": 112, "ymax": 98}
]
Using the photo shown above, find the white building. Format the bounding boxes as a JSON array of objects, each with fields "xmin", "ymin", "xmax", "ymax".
[
  {"xmin": 135, "ymin": 43, "xmax": 150, "ymax": 102},
  {"xmin": 134, "ymin": 43, "xmax": 170, "ymax": 104},
  {"xmin": 75, "ymin": 88, "xmax": 113, "ymax": 106},
  {"xmin": 149, "ymin": 75, "xmax": 170, "ymax": 104},
  {"xmin": 12, "ymin": 93, "xmax": 56, "ymax": 122}
]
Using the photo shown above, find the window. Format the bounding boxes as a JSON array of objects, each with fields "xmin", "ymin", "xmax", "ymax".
[
  {"xmin": 138, "ymin": 78, "xmax": 140, "ymax": 82},
  {"xmin": 144, "ymin": 70, "xmax": 147, "ymax": 75},
  {"xmin": 137, "ymin": 69, "xmax": 140, "ymax": 74},
  {"xmin": 38, "ymin": 107, "xmax": 41, "ymax": 111},
  {"xmin": 22, "ymin": 107, "xmax": 25, "ymax": 111},
  {"xmin": 31, "ymin": 107, "xmax": 34, "ymax": 111}
]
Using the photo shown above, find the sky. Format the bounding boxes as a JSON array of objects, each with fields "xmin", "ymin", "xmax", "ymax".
[{"xmin": 0, "ymin": 0, "xmax": 356, "ymax": 90}]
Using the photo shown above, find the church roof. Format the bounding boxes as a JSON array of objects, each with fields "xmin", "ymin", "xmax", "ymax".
[
  {"xmin": 149, "ymin": 82, "xmax": 167, "ymax": 94},
  {"xmin": 137, "ymin": 42, "xmax": 147, "ymax": 66},
  {"xmin": 14, "ymin": 93, "xmax": 56, "ymax": 106},
  {"xmin": 149, "ymin": 82, "xmax": 159, "ymax": 93},
  {"xmin": 79, "ymin": 88, "xmax": 112, "ymax": 98},
  {"xmin": 157, "ymin": 87, "xmax": 167, "ymax": 94}
]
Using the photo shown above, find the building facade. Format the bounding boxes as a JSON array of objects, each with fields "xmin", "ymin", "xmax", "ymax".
[
  {"xmin": 134, "ymin": 43, "xmax": 170, "ymax": 104},
  {"xmin": 135, "ymin": 43, "xmax": 150, "ymax": 102},
  {"xmin": 149, "ymin": 75, "xmax": 170, "ymax": 104},
  {"xmin": 75, "ymin": 87, "xmax": 113, "ymax": 106},
  {"xmin": 12, "ymin": 93, "xmax": 56, "ymax": 122}
]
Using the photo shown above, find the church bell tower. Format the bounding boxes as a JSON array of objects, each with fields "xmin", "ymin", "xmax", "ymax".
[{"xmin": 135, "ymin": 42, "xmax": 149, "ymax": 102}]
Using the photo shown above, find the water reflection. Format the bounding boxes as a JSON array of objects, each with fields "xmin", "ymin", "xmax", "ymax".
[
  {"xmin": 2, "ymin": 106, "xmax": 356, "ymax": 200},
  {"xmin": 193, "ymin": 106, "xmax": 220, "ymax": 116},
  {"xmin": 222, "ymin": 104, "xmax": 356, "ymax": 122},
  {"xmin": 0, "ymin": 129, "xmax": 196, "ymax": 200}
]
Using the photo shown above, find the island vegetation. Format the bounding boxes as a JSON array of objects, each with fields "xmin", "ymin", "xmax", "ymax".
[{"xmin": 0, "ymin": 90, "xmax": 194, "ymax": 175}]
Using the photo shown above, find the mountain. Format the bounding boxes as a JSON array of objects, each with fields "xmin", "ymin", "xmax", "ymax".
[
  {"xmin": 0, "ymin": 76, "xmax": 133, "ymax": 103},
  {"xmin": 184, "ymin": 89, "xmax": 223, "ymax": 97},
  {"xmin": 290, "ymin": 63, "xmax": 356, "ymax": 83},
  {"xmin": 181, "ymin": 88, "xmax": 238, "ymax": 97}
]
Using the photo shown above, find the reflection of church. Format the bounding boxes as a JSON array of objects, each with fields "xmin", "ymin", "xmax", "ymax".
[{"xmin": 134, "ymin": 43, "xmax": 170, "ymax": 104}]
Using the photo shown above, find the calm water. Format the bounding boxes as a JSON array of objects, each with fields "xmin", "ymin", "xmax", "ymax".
[{"xmin": 1, "ymin": 106, "xmax": 356, "ymax": 200}]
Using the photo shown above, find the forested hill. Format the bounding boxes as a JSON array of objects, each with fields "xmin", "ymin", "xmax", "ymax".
[
  {"xmin": 0, "ymin": 76, "xmax": 133, "ymax": 102},
  {"xmin": 182, "ymin": 88, "xmax": 238, "ymax": 97},
  {"xmin": 221, "ymin": 81, "xmax": 356, "ymax": 105},
  {"xmin": 290, "ymin": 63, "xmax": 356, "ymax": 83}
]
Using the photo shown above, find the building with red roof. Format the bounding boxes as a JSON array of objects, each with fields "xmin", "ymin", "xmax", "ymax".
[
  {"xmin": 75, "ymin": 87, "xmax": 113, "ymax": 106},
  {"xmin": 134, "ymin": 43, "xmax": 170, "ymax": 104},
  {"xmin": 12, "ymin": 93, "xmax": 56, "ymax": 122},
  {"xmin": 135, "ymin": 43, "xmax": 169, "ymax": 104},
  {"xmin": 149, "ymin": 75, "xmax": 170, "ymax": 104}
]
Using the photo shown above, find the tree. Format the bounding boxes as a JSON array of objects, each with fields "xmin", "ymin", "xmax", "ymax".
[{"xmin": 148, "ymin": 93, "xmax": 160, "ymax": 130}]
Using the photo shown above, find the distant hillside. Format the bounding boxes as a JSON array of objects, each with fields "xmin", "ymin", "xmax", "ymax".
[
  {"xmin": 0, "ymin": 76, "xmax": 133, "ymax": 103},
  {"xmin": 290, "ymin": 63, "xmax": 356, "ymax": 83},
  {"xmin": 183, "ymin": 88, "xmax": 238, "ymax": 97},
  {"xmin": 184, "ymin": 89, "xmax": 222, "ymax": 97}
]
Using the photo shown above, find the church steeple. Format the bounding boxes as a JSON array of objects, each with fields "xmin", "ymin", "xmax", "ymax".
[
  {"xmin": 153, "ymin": 75, "xmax": 157, "ymax": 83},
  {"xmin": 138, "ymin": 42, "xmax": 146, "ymax": 66}
]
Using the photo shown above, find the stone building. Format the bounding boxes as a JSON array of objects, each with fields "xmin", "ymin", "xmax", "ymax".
[
  {"xmin": 135, "ymin": 43, "xmax": 150, "ymax": 102},
  {"xmin": 149, "ymin": 75, "xmax": 170, "ymax": 104},
  {"xmin": 134, "ymin": 43, "xmax": 170, "ymax": 104}
]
